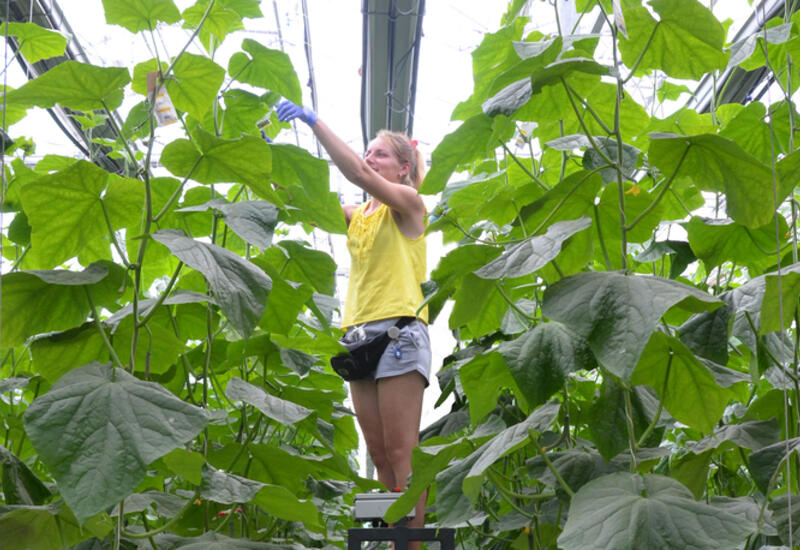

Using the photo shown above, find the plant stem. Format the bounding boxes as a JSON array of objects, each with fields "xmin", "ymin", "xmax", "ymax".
[
  {"xmin": 625, "ymin": 144, "xmax": 690, "ymax": 231},
  {"xmin": 500, "ymin": 140, "xmax": 548, "ymax": 191},
  {"xmin": 611, "ymin": 20, "xmax": 629, "ymax": 271},
  {"xmin": 561, "ymin": 78, "xmax": 616, "ymax": 167},
  {"xmin": 136, "ymin": 262, "xmax": 183, "ymax": 328},
  {"xmin": 494, "ymin": 280, "xmax": 533, "ymax": 328},
  {"xmin": 622, "ymin": 22, "xmax": 661, "ymax": 84},
  {"xmin": 530, "ymin": 432, "xmax": 575, "ymax": 497},
  {"xmin": 101, "ymin": 200, "xmax": 131, "ymax": 268},
  {"xmin": 85, "ymin": 286, "xmax": 125, "ymax": 370},
  {"xmin": 637, "ymin": 353, "xmax": 671, "ymax": 447},
  {"xmin": 532, "ymin": 164, "xmax": 609, "ymax": 236},
  {"xmin": 101, "ymin": 100, "xmax": 138, "ymax": 170},
  {"xmin": 153, "ymin": 156, "xmax": 202, "ymax": 222},
  {"xmin": 563, "ymin": 81, "xmax": 613, "ymax": 135},
  {"xmin": 623, "ymin": 388, "xmax": 639, "ymax": 470},
  {"xmin": 593, "ymin": 202, "xmax": 613, "ymax": 270},
  {"xmin": 162, "ymin": 0, "xmax": 216, "ymax": 81},
  {"xmin": 122, "ymin": 492, "xmax": 201, "ymax": 539}
]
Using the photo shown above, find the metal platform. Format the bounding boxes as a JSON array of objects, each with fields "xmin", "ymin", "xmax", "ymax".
[
  {"xmin": 350, "ymin": 493, "xmax": 453, "ymax": 549},
  {"xmin": 353, "ymin": 492, "xmax": 414, "ymax": 521},
  {"xmin": 347, "ymin": 526, "xmax": 455, "ymax": 549}
]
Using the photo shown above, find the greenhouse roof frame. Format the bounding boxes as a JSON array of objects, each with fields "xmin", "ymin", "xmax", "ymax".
[{"xmin": 360, "ymin": 0, "xmax": 425, "ymax": 148}]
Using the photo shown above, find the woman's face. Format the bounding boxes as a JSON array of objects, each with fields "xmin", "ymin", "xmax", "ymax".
[{"xmin": 365, "ymin": 138, "xmax": 409, "ymax": 184}]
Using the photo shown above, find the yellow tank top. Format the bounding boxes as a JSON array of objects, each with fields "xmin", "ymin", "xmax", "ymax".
[{"xmin": 342, "ymin": 203, "xmax": 428, "ymax": 327}]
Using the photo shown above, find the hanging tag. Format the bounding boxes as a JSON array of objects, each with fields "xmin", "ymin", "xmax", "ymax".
[
  {"xmin": 613, "ymin": 0, "xmax": 628, "ymax": 39},
  {"xmin": 147, "ymin": 71, "xmax": 178, "ymax": 126}
]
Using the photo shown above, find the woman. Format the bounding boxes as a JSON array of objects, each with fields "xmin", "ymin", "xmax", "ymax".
[{"xmin": 276, "ymin": 100, "xmax": 431, "ymax": 542}]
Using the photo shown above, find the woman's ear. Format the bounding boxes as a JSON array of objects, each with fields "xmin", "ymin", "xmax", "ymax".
[{"xmin": 399, "ymin": 162, "xmax": 410, "ymax": 179}]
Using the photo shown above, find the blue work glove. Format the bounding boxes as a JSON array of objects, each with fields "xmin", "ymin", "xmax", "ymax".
[{"xmin": 276, "ymin": 99, "xmax": 318, "ymax": 127}]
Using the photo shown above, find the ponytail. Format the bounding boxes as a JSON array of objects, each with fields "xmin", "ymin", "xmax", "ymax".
[{"xmin": 376, "ymin": 130, "xmax": 426, "ymax": 189}]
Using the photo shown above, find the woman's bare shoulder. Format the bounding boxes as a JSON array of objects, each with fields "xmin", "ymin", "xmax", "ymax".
[{"xmin": 342, "ymin": 204, "xmax": 359, "ymax": 225}]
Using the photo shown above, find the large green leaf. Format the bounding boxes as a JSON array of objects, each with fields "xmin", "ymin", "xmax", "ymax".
[
  {"xmin": 262, "ymin": 240, "xmax": 337, "ymax": 296},
  {"xmin": 452, "ymin": 17, "xmax": 528, "ymax": 120},
  {"xmin": 0, "ymin": 502, "xmax": 112, "ymax": 550},
  {"xmin": 385, "ymin": 439, "xmax": 474, "ymax": 523},
  {"xmin": 215, "ymin": 88, "xmax": 270, "ymax": 138},
  {"xmin": 119, "ymin": 491, "xmax": 187, "ymax": 518},
  {"xmin": 475, "ymin": 217, "xmax": 591, "ymax": 279},
  {"xmin": 183, "ymin": 1, "xmax": 244, "ymax": 46},
  {"xmin": 228, "ymin": 39, "xmax": 302, "ymax": 103},
  {"xmin": 461, "ymin": 402, "xmax": 560, "ymax": 501},
  {"xmin": 635, "ymin": 240, "xmax": 696, "ymax": 279},
  {"xmin": 749, "ymin": 438, "xmax": 800, "ymax": 494},
  {"xmin": 252, "ymin": 484, "xmax": 323, "ymax": 532},
  {"xmin": 498, "ymin": 321, "xmax": 596, "ymax": 407},
  {"xmin": 160, "ymin": 130, "xmax": 275, "ymax": 198},
  {"xmin": 631, "ymin": 332, "xmax": 737, "ymax": 433},
  {"xmin": 718, "ymin": 102, "xmax": 773, "ymax": 164},
  {"xmin": 111, "ymin": 310, "xmax": 184, "ymax": 374},
  {"xmin": 589, "ymin": 381, "xmax": 660, "ymax": 460},
  {"xmin": 769, "ymin": 492, "xmax": 800, "ymax": 547},
  {"xmin": 3, "ymin": 22, "xmax": 67, "ymax": 63},
  {"xmin": 1, "ymin": 262, "xmax": 124, "ymax": 348},
  {"xmin": 449, "ymin": 273, "xmax": 508, "ymax": 337},
  {"xmin": 458, "ymin": 352, "xmax": 521, "ymax": 424},
  {"xmin": 728, "ymin": 21, "xmax": 793, "ymax": 70},
  {"xmin": 269, "ymin": 144, "xmax": 346, "ymax": 234},
  {"xmin": 420, "ymin": 113, "xmax": 506, "ymax": 194},
  {"xmin": 678, "ymin": 304, "xmax": 731, "ymax": 365},
  {"xmin": 618, "ymin": 0, "xmax": 727, "ymax": 79},
  {"xmin": 761, "ymin": 270, "xmax": 800, "ymax": 333},
  {"xmin": 530, "ymin": 58, "xmax": 610, "ymax": 95},
  {"xmin": 442, "ymin": 167, "xmax": 544, "ymax": 234},
  {"xmin": 518, "ymin": 169, "xmax": 603, "ymax": 236},
  {"xmin": 0, "ymin": 444, "xmax": 51, "ymax": 505},
  {"xmin": 685, "ymin": 216, "xmax": 788, "ymax": 272},
  {"xmin": 3, "ymin": 61, "xmax": 129, "ymax": 111},
  {"xmin": 582, "ymin": 137, "xmax": 641, "ymax": 184},
  {"xmin": 542, "ymin": 271, "xmax": 721, "ymax": 381},
  {"xmin": 178, "ymin": 199, "xmax": 279, "ymax": 249},
  {"xmin": 22, "ymin": 362, "xmax": 207, "ymax": 523},
  {"xmin": 594, "ymin": 183, "xmax": 664, "ymax": 250},
  {"xmin": 101, "ymin": 0, "xmax": 181, "ymax": 33},
  {"xmin": 226, "ymin": 377, "xmax": 312, "ymax": 425},
  {"xmin": 152, "ymin": 230, "xmax": 270, "ymax": 337},
  {"xmin": 30, "ymin": 323, "xmax": 106, "ymax": 383},
  {"xmin": 691, "ymin": 419, "xmax": 779, "ymax": 454},
  {"xmin": 425, "ymin": 244, "xmax": 502, "ymax": 322},
  {"xmin": 19, "ymin": 160, "xmax": 143, "ymax": 268},
  {"xmin": 648, "ymin": 133, "xmax": 774, "ymax": 229},
  {"xmin": 258, "ymin": 268, "xmax": 314, "ymax": 335},
  {"xmin": 166, "ymin": 53, "xmax": 225, "ymax": 120},
  {"xmin": 200, "ymin": 465, "xmax": 263, "ymax": 504},
  {"xmin": 558, "ymin": 473, "xmax": 754, "ymax": 550}
]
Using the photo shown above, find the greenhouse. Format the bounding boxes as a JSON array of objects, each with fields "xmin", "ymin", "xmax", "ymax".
[{"xmin": 3, "ymin": 0, "xmax": 800, "ymax": 548}]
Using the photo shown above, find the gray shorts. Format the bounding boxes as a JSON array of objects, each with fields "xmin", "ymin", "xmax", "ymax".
[{"xmin": 344, "ymin": 317, "xmax": 432, "ymax": 385}]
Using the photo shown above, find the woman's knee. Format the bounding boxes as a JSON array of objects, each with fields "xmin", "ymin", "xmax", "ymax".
[
  {"xmin": 383, "ymin": 437, "xmax": 414, "ymax": 469},
  {"xmin": 365, "ymin": 442, "xmax": 391, "ymax": 471}
]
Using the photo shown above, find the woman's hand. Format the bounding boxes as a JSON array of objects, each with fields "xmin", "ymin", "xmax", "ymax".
[{"xmin": 276, "ymin": 99, "xmax": 318, "ymax": 127}]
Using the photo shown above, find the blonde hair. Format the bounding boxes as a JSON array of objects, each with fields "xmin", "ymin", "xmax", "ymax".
[{"xmin": 375, "ymin": 129, "xmax": 426, "ymax": 189}]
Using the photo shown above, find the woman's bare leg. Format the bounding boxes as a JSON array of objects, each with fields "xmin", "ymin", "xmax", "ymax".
[
  {"xmin": 350, "ymin": 372, "xmax": 427, "ymax": 550},
  {"xmin": 350, "ymin": 379, "xmax": 396, "ymax": 489},
  {"xmin": 378, "ymin": 371, "xmax": 426, "ymax": 550}
]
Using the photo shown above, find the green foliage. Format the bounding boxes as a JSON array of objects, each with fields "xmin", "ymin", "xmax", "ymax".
[{"xmin": 4, "ymin": 0, "xmax": 800, "ymax": 548}]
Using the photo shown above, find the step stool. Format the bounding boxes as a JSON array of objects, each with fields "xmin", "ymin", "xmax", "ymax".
[{"xmin": 348, "ymin": 492, "xmax": 454, "ymax": 549}]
